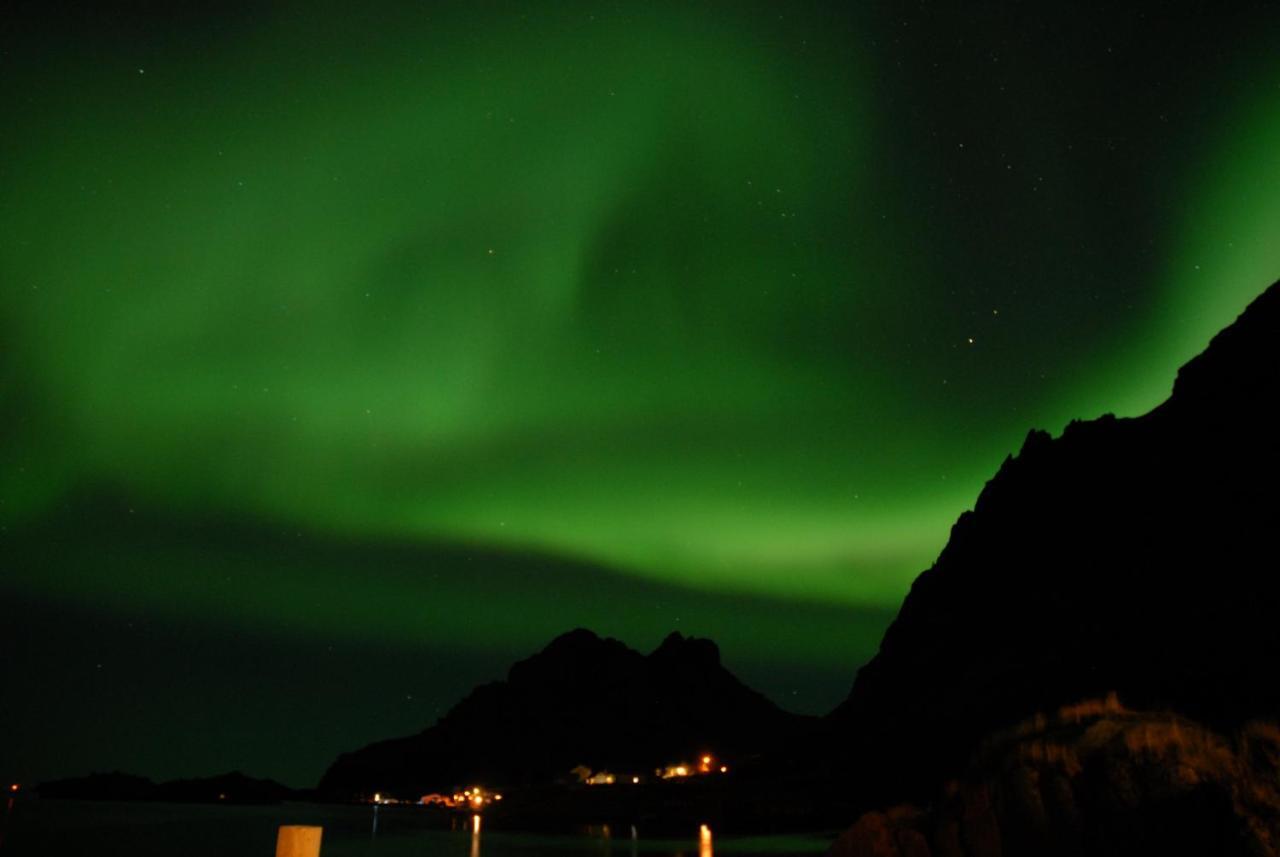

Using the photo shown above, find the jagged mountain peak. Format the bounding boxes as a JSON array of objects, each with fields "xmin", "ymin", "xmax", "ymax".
[
  {"xmin": 319, "ymin": 629, "xmax": 807, "ymax": 797},
  {"xmin": 650, "ymin": 630, "xmax": 721, "ymax": 667}
]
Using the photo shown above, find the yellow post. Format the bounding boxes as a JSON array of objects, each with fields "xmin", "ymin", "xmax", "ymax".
[{"xmin": 276, "ymin": 825, "xmax": 323, "ymax": 857}]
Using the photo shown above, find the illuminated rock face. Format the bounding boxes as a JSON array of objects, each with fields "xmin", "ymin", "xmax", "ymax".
[
  {"xmin": 829, "ymin": 702, "xmax": 1280, "ymax": 857},
  {"xmin": 829, "ymin": 279, "xmax": 1280, "ymax": 806},
  {"xmin": 318, "ymin": 629, "xmax": 810, "ymax": 797}
]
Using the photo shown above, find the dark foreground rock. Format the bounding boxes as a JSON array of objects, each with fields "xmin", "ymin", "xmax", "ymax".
[{"xmin": 829, "ymin": 697, "xmax": 1280, "ymax": 857}]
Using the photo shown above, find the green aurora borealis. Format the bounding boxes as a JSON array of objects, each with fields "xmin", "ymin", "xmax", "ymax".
[{"xmin": 3, "ymin": 2, "xmax": 1279, "ymax": 785}]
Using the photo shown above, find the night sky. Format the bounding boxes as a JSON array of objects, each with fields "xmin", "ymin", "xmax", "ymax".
[{"xmin": 3, "ymin": 2, "xmax": 1279, "ymax": 788}]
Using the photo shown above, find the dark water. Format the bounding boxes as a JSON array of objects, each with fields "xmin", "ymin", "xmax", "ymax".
[{"xmin": 0, "ymin": 799, "xmax": 834, "ymax": 856}]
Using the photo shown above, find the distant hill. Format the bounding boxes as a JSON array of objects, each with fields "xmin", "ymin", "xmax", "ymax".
[
  {"xmin": 828, "ymin": 279, "xmax": 1280, "ymax": 807},
  {"xmin": 319, "ymin": 629, "xmax": 812, "ymax": 798},
  {"xmin": 37, "ymin": 770, "xmax": 299, "ymax": 803}
]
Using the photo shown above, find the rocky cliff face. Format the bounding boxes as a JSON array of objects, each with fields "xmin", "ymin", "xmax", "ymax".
[
  {"xmin": 829, "ymin": 280, "xmax": 1280, "ymax": 805},
  {"xmin": 828, "ymin": 698, "xmax": 1280, "ymax": 857},
  {"xmin": 319, "ymin": 628, "xmax": 810, "ymax": 797}
]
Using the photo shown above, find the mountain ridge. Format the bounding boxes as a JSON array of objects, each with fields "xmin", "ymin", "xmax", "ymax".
[
  {"xmin": 827, "ymin": 278, "xmax": 1280, "ymax": 807},
  {"xmin": 36, "ymin": 770, "xmax": 300, "ymax": 804}
]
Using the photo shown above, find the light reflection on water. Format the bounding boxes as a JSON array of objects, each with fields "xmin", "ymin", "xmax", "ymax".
[
  {"xmin": 0, "ymin": 799, "xmax": 833, "ymax": 856},
  {"xmin": 465, "ymin": 818, "xmax": 768, "ymax": 857}
]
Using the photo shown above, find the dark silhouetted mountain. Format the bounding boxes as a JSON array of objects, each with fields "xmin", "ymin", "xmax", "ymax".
[
  {"xmin": 158, "ymin": 770, "xmax": 299, "ymax": 803},
  {"xmin": 827, "ymin": 279, "xmax": 1280, "ymax": 808},
  {"xmin": 319, "ymin": 628, "xmax": 811, "ymax": 797},
  {"xmin": 36, "ymin": 770, "xmax": 298, "ymax": 803}
]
